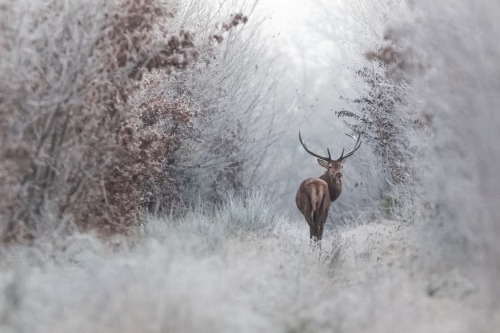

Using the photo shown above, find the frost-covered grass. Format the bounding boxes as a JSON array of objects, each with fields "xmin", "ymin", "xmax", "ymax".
[{"xmin": 0, "ymin": 191, "xmax": 495, "ymax": 333}]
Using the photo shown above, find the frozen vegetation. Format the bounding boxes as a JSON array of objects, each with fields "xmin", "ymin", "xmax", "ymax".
[
  {"xmin": 1, "ymin": 0, "xmax": 500, "ymax": 332},
  {"xmin": 0, "ymin": 191, "xmax": 494, "ymax": 332}
]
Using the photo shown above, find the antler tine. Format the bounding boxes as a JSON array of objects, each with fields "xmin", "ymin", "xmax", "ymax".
[
  {"xmin": 338, "ymin": 148, "xmax": 345, "ymax": 160},
  {"xmin": 345, "ymin": 133, "xmax": 357, "ymax": 141},
  {"xmin": 299, "ymin": 131, "xmax": 332, "ymax": 161},
  {"xmin": 338, "ymin": 132, "xmax": 362, "ymax": 160}
]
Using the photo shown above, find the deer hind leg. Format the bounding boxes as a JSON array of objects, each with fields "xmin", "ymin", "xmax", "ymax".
[
  {"xmin": 302, "ymin": 203, "xmax": 316, "ymax": 242},
  {"xmin": 307, "ymin": 209, "xmax": 323, "ymax": 251},
  {"xmin": 309, "ymin": 225, "xmax": 316, "ymax": 247},
  {"xmin": 308, "ymin": 220, "xmax": 320, "ymax": 250},
  {"xmin": 316, "ymin": 202, "xmax": 329, "ymax": 250},
  {"xmin": 316, "ymin": 221, "xmax": 326, "ymax": 251},
  {"xmin": 309, "ymin": 210, "xmax": 318, "ymax": 242},
  {"xmin": 319, "ymin": 222, "xmax": 325, "ymax": 241},
  {"xmin": 318, "ymin": 209, "xmax": 327, "ymax": 240},
  {"xmin": 315, "ymin": 220, "xmax": 323, "ymax": 241},
  {"xmin": 309, "ymin": 222, "xmax": 315, "ymax": 239}
]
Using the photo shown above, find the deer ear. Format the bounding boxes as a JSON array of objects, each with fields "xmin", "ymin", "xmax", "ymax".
[{"xmin": 317, "ymin": 159, "xmax": 329, "ymax": 168}]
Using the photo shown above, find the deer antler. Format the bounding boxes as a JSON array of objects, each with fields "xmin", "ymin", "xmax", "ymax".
[
  {"xmin": 337, "ymin": 132, "xmax": 362, "ymax": 161},
  {"xmin": 299, "ymin": 131, "xmax": 332, "ymax": 161}
]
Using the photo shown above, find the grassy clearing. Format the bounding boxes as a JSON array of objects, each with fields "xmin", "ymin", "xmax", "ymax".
[{"xmin": 0, "ymin": 192, "xmax": 494, "ymax": 333}]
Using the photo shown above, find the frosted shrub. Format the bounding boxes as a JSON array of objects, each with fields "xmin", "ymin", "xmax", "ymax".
[
  {"xmin": 0, "ymin": 0, "xmax": 199, "ymax": 238},
  {"xmin": 143, "ymin": 213, "xmax": 227, "ymax": 257},
  {"xmin": 408, "ymin": 0, "xmax": 500, "ymax": 309},
  {"xmin": 217, "ymin": 190, "xmax": 282, "ymax": 235},
  {"xmin": 163, "ymin": 3, "xmax": 283, "ymax": 207},
  {"xmin": 336, "ymin": 34, "xmax": 422, "ymax": 218},
  {"xmin": 140, "ymin": 189, "xmax": 281, "ymax": 258},
  {"xmin": 0, "ymin": 0, "xmax": 268, "ymax": 239}
]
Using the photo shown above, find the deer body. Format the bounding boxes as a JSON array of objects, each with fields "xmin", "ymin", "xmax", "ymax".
[
  {"xmin": 296, "ymin": 132, "xmax": 361, "ymax": 243},
  {"xmin": 295, "ymin": 178, "xmax": 330, "ymax": 240}
]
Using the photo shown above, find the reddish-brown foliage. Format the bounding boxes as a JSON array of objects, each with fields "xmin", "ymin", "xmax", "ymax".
[{"xmin": 0, "ymin": 0, "xmax": 198, "ymax": 239}]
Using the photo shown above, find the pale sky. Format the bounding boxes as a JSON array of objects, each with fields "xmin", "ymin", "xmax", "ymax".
[
  {"xmin": 260, "ymin": 0, "xmax": 346, "ymax": 70},
  {"xmin": 257, "ymin": 0, "xmax": 361, "ymax": 129}
]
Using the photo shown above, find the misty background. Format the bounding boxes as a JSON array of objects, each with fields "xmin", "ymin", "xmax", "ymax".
[{"xmin": 0, "ymin": 0, "xmax": 499, "ymax": 332}]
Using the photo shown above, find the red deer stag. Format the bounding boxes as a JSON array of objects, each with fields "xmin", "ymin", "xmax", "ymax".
[{"xmin": 295, "ymin": 132, "xmax": 361, "ymax": 244}]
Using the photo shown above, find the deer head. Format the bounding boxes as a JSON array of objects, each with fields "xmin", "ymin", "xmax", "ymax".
[{"xmin": 299, "ymin": 131, "xmax": 361, "ymax": 185}]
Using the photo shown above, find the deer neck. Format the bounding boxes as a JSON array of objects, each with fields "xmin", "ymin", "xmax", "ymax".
[{"xmin": 320, "ymin": 173, "xmax": 342, "ymax": 202}]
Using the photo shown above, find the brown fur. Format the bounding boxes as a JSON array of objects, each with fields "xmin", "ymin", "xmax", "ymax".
[
  {"xmin": 295, "ymin": 159, "xmax": 344, "ymax": 242},
  {"xmin": 296, "ymin": 131, "xmax": 361, "ymax": 244}
]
